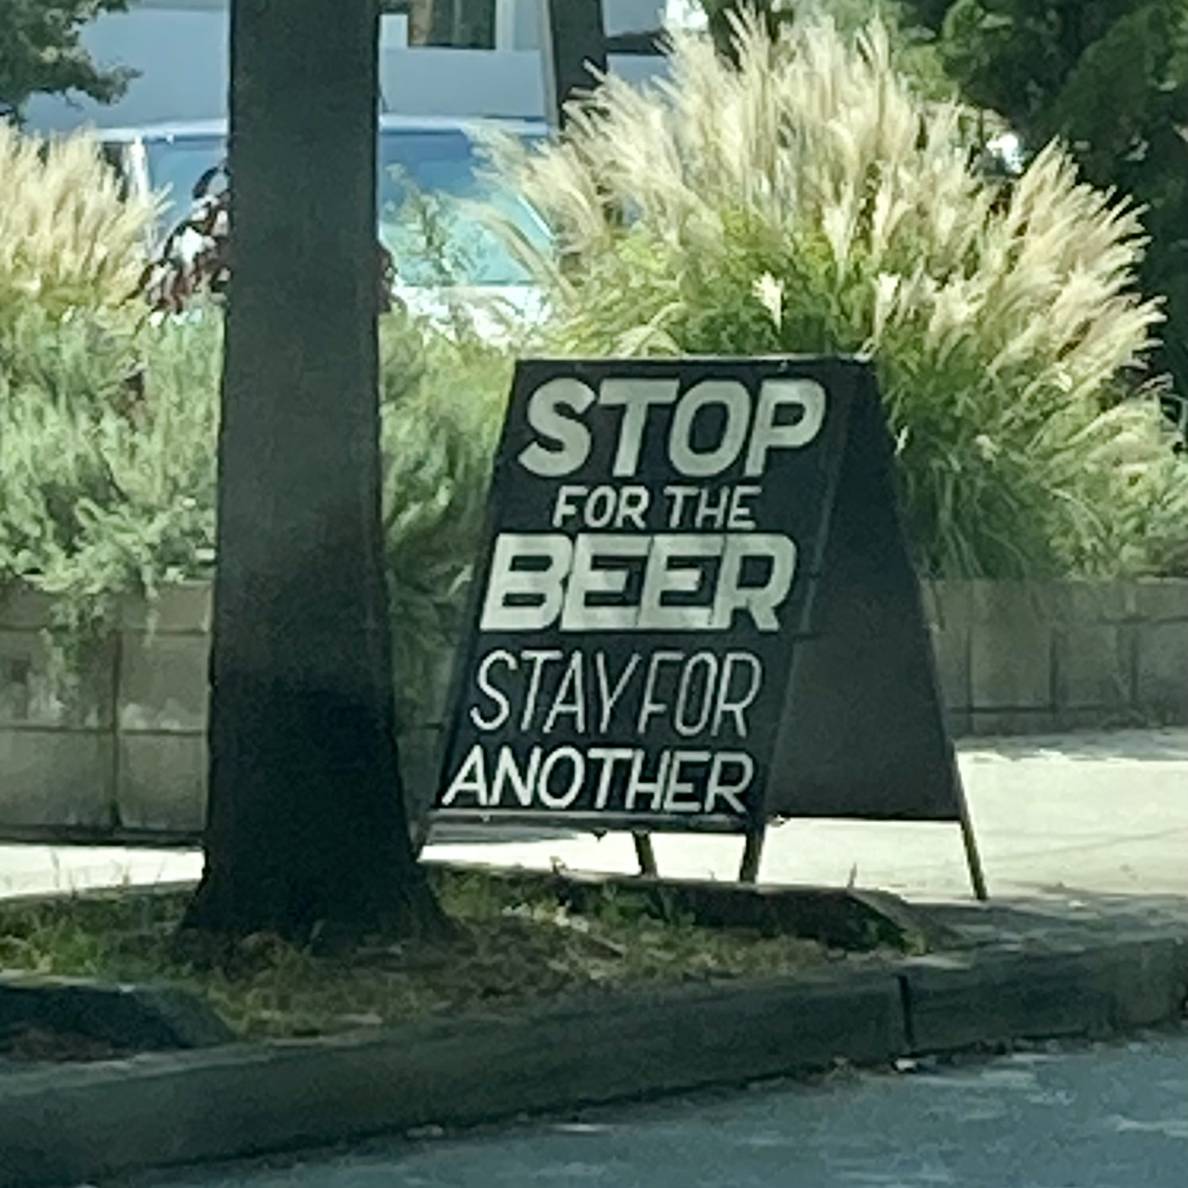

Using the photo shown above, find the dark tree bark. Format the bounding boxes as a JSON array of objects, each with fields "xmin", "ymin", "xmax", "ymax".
[
  {"xmin": 542, "ymin": 0, "xmax": 607, "ymax": 127},
  {"xmin": 184, "ymin": 0, "xmax": 445, "ymax": 943}
]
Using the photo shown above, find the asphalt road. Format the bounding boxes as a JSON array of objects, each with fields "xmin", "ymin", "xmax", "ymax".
[{"xmin": 118, "ymin": 1032, "xmax": 1188, "ymax": 1188}]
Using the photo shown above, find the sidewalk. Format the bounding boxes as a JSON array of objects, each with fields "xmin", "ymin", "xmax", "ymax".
[
  {"xmin": 1, "ymin": 728, "xmax": 1186, "ymax": 902},
  {"xmin": 430, "ymin": 728, "xmax": 1188, "ymax": 903}
]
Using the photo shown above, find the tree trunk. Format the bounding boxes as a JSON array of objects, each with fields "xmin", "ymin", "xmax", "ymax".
[{"xmin": 184, "ymin": 0, "xmax": 445, "ymax": 943}]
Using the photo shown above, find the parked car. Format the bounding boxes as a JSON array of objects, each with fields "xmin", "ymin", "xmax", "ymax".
[{"xmin": 99, "ymin": 114, "xmax": 552, "ymax": 331}]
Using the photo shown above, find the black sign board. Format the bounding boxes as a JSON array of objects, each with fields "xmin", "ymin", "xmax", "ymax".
[{"xmin": 432, "ymin": 357, "xmax": 966, "ymax": 838}]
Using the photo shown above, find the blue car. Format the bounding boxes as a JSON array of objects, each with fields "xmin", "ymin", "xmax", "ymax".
[{"xmin": 100, "ymin": 114, "xmax": 553, "ymax": 328}]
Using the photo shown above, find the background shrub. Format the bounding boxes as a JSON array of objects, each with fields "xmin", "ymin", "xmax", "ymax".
[
  {"xmin": 0, "ymin": 124, "xmax": 508, "ymax": 727},
  {"xmin": 8, "ymin": 22, "xmax": 1188, "ymax": 737},
  {"xmin": 379, "ymin": 309, "xmax": 511, "ymax": 727},
  {"xmin": 0, "ymin": 300, "xmax": 505, "ymax": 727}
]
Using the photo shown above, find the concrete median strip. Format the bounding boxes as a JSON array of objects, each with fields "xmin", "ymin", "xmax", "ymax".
[
  {"xmin": 899, "ymin": 937, "xmax": 1188, "ymax": 1052},
  {"xmin": 0, "ymin": 933, "xmax": 1186, "ymax": 1187}
]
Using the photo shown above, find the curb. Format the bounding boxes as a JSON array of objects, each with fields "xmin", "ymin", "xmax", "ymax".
[
  {"xmin": 1, "ymin": 936, "xmax": 1186, "ymax": 1186},
  {"xmin": 0, "ymin": 975, "xmax": 234, "ymax": 1055},
  {"xmin": 0, "ymin": 969, "xmax": 904, "ymax": 1188}
]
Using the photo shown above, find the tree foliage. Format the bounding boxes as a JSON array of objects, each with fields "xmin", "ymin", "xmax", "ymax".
[
  {"xmin": 0, "ymin": 0, "xmax": 135, "ymax": 122},
  {"xmin": 924, "ymin": 0, "xmax": 1188, "ymax": 388},
  {"xmin": 699, "ymin": 0, "xmax": 952, "ymax": 93}
]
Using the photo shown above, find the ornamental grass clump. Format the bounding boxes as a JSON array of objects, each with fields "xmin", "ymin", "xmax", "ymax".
[
  {"xmin": 0, "ymin": 125, "xmax": 156, "ymax": 428},
  {"xmin": 0, "ymin": 123, "xmax": 507, "ymax": 723},
  {"xmin": 491, "ymin": 12, "xmax": 1182, "ymax": 577},
  {"xmin": 0, "ymin": 125, "xmax": 155, "ymax": 323}
]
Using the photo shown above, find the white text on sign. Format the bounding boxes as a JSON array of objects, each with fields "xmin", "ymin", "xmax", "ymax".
[
  {"xmin": 517, "ymin": 377, "xmax": 827, "ymax": 478},
  {"xmin": 480, "ymin": 532, "xmax": 796, "ymax": 633}
]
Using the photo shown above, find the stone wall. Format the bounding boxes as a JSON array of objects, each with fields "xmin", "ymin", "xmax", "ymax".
[
  {"xmin": 0, "ymin": 583, "xmax": 444, "ymax": 843},
  {"xmin": 1, "ymin": 578, "xmax": 1187, "ymax": 842},
  {"xmin": 923, "ymin": 581, "xmax": 1188, "ymax": 737},
  {"xmin": 0, "ymin": 585, "xmax": 209, "ymax": 842}
]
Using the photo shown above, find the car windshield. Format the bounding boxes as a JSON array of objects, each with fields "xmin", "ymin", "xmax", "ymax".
[
  {"xmin": 144, "ymin": 136, "xmax": 225, "ymax": 228},
  {"xmin": 143, "ymin": 126, "xmax": 549, "ymax": 288}
]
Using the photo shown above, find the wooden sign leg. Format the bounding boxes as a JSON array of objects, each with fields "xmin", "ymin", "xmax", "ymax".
[
  {"xmin": 739, "ymin": 826, "xmax": 766, "ymax": 884},
  {"xmin": 633, "ymin": 831, "xmax": 658, "ymax": 878},
  {"xmin": 955, "ymin": 775, "xmax": 988, "ymax": 901}
]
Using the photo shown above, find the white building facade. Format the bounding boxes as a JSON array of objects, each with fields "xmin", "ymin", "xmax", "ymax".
[{"xmin": 25, "ymin": 0, "xmax": 682, "ymax": 131}]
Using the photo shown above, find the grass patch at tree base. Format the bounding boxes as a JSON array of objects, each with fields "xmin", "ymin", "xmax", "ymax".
[{"xmin": 0, "ymin": 867, "xmax": 895, "ymax": 1047}]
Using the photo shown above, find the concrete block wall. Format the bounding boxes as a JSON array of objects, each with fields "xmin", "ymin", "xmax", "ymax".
[
  {"xmin": 116, "ymin": 585, "xmax": 212, "ymax": 836},
  {"xmin": 2, "ymin": 578, "xmax": 1188, "ymax": 842},
  {"xmin": 0, "ymin": 583, "xmax": 443, "ymax": 842},
  {"xmin": 923, "ymin": 580, "xmax": 1188, "ymax": 737},
  {"xmin": 0, "ymin": 587, "xmax": 117, "ymax": 836},
  {"xmin": 0, "ymin": 585, "xmax": 209, "ymax": 841}
]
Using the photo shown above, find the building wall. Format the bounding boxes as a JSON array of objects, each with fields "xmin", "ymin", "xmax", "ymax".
[{"xmin": 23, "ymin": 0, "xmax": 669, "ymax": 132}]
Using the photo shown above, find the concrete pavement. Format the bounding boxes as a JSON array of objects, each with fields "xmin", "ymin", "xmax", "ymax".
[
  {"xmin": 116, "ymin": 1032, "xmax": 1188, "ymax": 1187},
  {"xmin": 2, "ymin": 728, "xmax": 1187, "ymax": 902},
  {"xmin": 0, "ymin": 844, "xmax": 199, "ymax": 899},
  {"xmin": 428, "ymin": 727, "xmax": 1188, "ymax": 901}
]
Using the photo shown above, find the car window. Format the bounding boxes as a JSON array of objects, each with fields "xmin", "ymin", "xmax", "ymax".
[
  {"xmin": 378, "ymin": 129, "xmax": 550, "ymax": 287},
  {"xmin": 142, "ymin": 127, "xmax": 550, "ymax": 288},
  {"xmin": 145, "ymin": 135, "xmax": 225, "ymax": 229}
]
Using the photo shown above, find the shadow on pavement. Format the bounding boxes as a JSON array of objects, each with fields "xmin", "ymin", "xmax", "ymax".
[{"xmin": 426, "ymin": 824, "xmax": 583, "ymax": 846}]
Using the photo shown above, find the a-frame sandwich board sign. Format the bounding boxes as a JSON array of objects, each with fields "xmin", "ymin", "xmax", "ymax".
[{"xmin": 429, "ymin": 356, "xmax": 986, "ymax": 900}]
